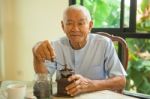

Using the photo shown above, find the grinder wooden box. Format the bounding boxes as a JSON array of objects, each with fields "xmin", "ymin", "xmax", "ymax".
[{"xmin": 56, "ymin": 65, "xmax": 74, "ymax": 96}]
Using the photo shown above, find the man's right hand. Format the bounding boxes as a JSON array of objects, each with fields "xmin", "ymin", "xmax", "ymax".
[
  {"xmin": 33, "ymin": 40, "xmax": 56, "ymax": 62},
  {"xmin": 32, "ymin": 40, "xmax": 56, "ymax": 73}
]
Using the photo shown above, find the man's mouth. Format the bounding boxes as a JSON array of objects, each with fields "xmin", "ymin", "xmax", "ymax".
[
  {"xmin": 70, "ymin": 35, "xmax": 81, "ymax": 39},
  {"xmin": 70, "ymin": 33, "xmax": 81, "ymax": 36},
  {"xmin": 71, "ymin": 35, "xmax": 80, "ymax": 36}
]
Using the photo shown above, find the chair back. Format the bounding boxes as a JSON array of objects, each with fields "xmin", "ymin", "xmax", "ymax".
[{"xmin": 93, "ymin": 32, "xmax": 129, "ymax": 70}]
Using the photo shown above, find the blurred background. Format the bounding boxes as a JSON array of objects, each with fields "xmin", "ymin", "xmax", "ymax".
[{"xmin": 0, "ymin": 0, "xmax": 68, "ymax": 81}]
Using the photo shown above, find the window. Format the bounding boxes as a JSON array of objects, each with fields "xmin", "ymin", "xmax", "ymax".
[
  {"xmin": 136, "ymin": 0, "xmax": 150, "ymax": 33},
  {"xmin": 126, "ymin": 38, "xmax": 150, "ymax": 94},
  {"xmin": 81, "ymin": 0, "xmax": 121, "ymax": 28},
  {"xmin": 70, "ymin": 0, "xmax": 136, "ymax": 34},
  {"xmin": 69, "ymin": 0, "xmax": 150, "ymax": 95}
]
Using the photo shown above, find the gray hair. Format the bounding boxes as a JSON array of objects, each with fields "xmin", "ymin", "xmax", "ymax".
[{"xmin": 63, "ymin": 5, "xmax": 92, "ymax": 22}]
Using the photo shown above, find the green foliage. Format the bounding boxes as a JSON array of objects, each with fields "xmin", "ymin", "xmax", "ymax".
[
  {"xmin": 84, "ymin": 0, "xmax": 120, "ymax": 28},
  {"xmin": 136, "ymin": 0, "xmax": 150, "ymax": 32},
  {"xmin": 127, "ymin": 39, "xmax": 150, "ymax": 52},
  {"xmin": 136, "ymin": 20, "xmax": 150, "ymax": 32},
  {"xmin": 141, "ymin": 0, "xmax": 150, "ymax": 12},
  {"xmin": 126, "ymin": 38, "xmax": 150, "ymax": 94},
  {"xmin": 126, "ymin": 56, "xmax": 150, "ymax": 94}
]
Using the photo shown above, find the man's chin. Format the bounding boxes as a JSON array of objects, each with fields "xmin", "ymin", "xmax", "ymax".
[
  {"xmin": 71, "ymin": 41, "xmax": 80, "ymax": 44},
  {"xmin": 70, "ymin": 38, "xmax": 81, "ymax": 43}
]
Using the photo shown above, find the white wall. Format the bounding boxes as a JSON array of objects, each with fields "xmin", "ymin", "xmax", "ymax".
[{"xmin": 1, "ymin": 0, "xmax": 68, "ymax": 81}]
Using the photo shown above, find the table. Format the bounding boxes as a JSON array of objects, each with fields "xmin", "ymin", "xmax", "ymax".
[
  {"xmin": 0, "ymin": 80, "xmax": 139, "ymax": 99},
  {"xmin": 52, "ymin": 90, "xmax": 139, "ymax": 99}
]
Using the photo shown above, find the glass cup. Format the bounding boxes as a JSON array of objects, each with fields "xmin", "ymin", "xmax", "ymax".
[
  {"xmin": 33, "ymin": 73, "xmax": 52, "ymax": 99},
  {"xmin": 0, "ymin": 83, "xmax": 26, "ymax": 99}
]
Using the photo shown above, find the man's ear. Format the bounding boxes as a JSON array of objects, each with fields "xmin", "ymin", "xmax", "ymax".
[
  {"xmin": 89, "ymin": 21, "xmax": 93, "ymax": 31},
  {"xmin": 61, "ymin": 21, "xmax": 64, "ymax": 30}
]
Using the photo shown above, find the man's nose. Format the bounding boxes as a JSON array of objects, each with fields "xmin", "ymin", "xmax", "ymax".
[{"xmin": 72, "ymin": 24, "xmax": 80, "ymax": 31}]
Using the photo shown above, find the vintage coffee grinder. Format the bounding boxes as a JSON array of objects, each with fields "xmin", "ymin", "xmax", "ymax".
[{"xmin": 56, "ymin": 64, "xmax": 74, "ymax": 96}]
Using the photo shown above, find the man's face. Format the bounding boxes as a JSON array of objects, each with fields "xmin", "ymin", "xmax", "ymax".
[{"xmin": 61, "ymin": 9, "xmax": 93, "ymax": 45}]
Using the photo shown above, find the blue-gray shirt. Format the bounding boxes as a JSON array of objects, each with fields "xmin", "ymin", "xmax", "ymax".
[{"xmin": 45, "ymin": 34, "xmax": 126, "ymax": 80}]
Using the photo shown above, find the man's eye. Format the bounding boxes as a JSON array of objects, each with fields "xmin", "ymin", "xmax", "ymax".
[
  {"xmin": 66, "ymin": 23, "xmax": 73, "ymax": 25},
  {"xmin": 78, "ymin": 22, "xmax": 85, "ymax": 25}
]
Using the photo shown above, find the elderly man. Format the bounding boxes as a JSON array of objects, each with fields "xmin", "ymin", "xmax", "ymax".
[{"xmin": 32, "ymin": 5, "xmax": 126, "ymax": 96}]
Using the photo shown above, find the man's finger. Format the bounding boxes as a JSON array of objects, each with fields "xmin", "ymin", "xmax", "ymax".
[
  {"xmin": 46, "ymin": 40, "xmax": 56, "ymax": 61},
  {"xmin": 66, "ymin": 82, "xmax": 76, "ymax": 91},
  {"xmin": 42, "ymin": 44, "xmax": 51, "ymax": 60},
  {"xmin": 68, "ymin": 74, "xmax": 81, "ymax": 82}
]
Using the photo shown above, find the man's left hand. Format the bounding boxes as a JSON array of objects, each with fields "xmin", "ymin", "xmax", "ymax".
[{"xmin": 65, "ymin": 74, "xmax": 95, "ymax": 96}]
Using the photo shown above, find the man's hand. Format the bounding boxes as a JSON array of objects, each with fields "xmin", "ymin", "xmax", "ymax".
[
  {"xmin": 33, "ymin": 40, "xmax": 56, "ymax": 62},
  {"xmin": 66, "ymin": 74, "xmax": 95, "ymax": 96},
  {"xmin": 65, "ymin": 74, "xmax": 126, "ymax": 96},
  {"xmin": 32, "ymin": 40, "xmax": 56, "ymax": 73}
]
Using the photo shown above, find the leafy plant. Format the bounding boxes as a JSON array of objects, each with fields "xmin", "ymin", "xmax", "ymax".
[
  {"xmin": 84, "ymin": 0, "xmax": 121, "ymax": 28},
  {"xmin": 126, "ymin": 38, "xmax": 150, "ymax": 94},
  {"xmin": 136, "ymin": 0, "xmax": 150, "ymax": 32},
  {"xmin": 126, "ymin": 54, "xmax": 150, "ymax": 94}
]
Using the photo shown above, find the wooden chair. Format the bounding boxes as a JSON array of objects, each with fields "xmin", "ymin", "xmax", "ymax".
[
  {"xmin": 93, "ymin": 32, "xmax": 129, "ymax": 70},
  {"xmin": 93, "ymin": 32, "xmax": 150, "ymax": 98},
  {"xmin": 93, "ymin": 32, "xmax": 129, "ymax": 94}
]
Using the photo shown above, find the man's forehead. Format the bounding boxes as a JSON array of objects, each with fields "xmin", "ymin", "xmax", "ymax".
[
  {"xmin": 66, "ymin": 18, "xmax": 87, "ymax": 22},
  {"xmin": 63, "ymin": 9, "xmax": 89, "ymax": 21},
  {"xmin": 62, "ymin": 5, "xmax": 91, "ymax": 22}
]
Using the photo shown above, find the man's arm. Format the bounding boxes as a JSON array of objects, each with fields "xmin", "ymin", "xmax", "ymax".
[
  {"xmin": 32, "ymin": 40, "xmax": 56, "ymax": 73},
  {"xmin": 66, "ymin": 74, "xmax": 126, "ymax": 96},
  {"xmin": 91, "ymin": 75, "xmax": 126, "ymax": 92},
  {"xmin": 33, "ymin": 55, "xmax": 48, "ymax": 73}
]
